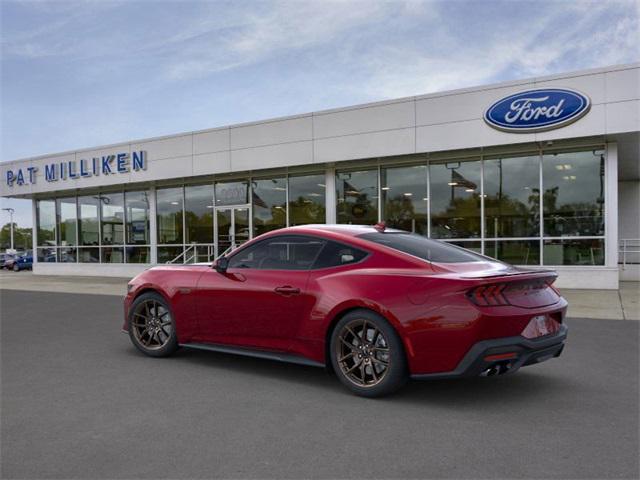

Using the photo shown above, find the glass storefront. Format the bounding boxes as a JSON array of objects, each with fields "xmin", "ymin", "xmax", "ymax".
[
  {"xmin": 336, "ymin": 169, "xmax": 378, "ymax": 225},
  {"xmin": 252, "ymin": 177, "xmax": 286, "ymax": 236},
  {"xmin": 430, "ymin": 159, "xmax": 482, "ymax": 239},
  {"xmin": 32, "ymin": 147, "xmax": 606, "ymax": 267},
  {"xmin": 381, "ymin": 165, "xmax": 428, "ymax": 235},
  {"xmin": 288, "ymin": 173, "xmax": 326, "ymax": 226}
]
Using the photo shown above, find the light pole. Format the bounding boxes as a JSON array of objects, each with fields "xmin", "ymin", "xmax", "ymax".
[{"xmin": 2, "ymin": 207, "xmax": 15, "ymax": 251}]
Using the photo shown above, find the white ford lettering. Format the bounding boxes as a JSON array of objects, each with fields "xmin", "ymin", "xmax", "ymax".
[{"xmin": 504, "ymin": 97, "xmax": 565, "ymax": 123}]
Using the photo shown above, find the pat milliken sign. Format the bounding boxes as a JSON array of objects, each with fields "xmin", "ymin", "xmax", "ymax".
[
  {"xmin": 484, "ymin": 88, "xmax": 591, "ymax": 133},
  {"xmin": 5, "ymin": 151, "xmax": 147, "ymax": 187}
]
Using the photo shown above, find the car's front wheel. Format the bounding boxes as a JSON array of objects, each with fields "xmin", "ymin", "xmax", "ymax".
[
  {"xmin": 128, "ymin": 292, "xmax": 178, "ymax": 358},
  {"xmin": 330, "ymin": 309, "xmax": 408, "ymax": 397}
]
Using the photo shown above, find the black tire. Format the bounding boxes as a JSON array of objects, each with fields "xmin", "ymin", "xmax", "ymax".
[
  {"xmin": 13, "ymin": 264, "xmax": 19, "ymax": 272},
  {"xmin": 330, "ymin": 309, "xmax": 408, "ymax": 397},
  {"xmin": 128, "ymin": 292, "xmax": 178, "ymax": 358}
]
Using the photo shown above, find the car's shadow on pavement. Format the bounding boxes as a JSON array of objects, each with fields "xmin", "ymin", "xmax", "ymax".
[{"xmin": 129, "ymin": 344, "xmax": 576, "ymax": 406}]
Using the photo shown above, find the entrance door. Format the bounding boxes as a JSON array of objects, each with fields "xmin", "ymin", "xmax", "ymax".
[{"xmin": 215, "ymin": 206, "xmax": 250, "ymax": 257}]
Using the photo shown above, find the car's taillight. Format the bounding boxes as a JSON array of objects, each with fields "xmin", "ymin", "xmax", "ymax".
[{"xmin": 467, "ymin": 283, "xmax": 510, "ymax": 306}]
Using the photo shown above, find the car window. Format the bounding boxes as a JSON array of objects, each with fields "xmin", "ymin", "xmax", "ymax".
[
  {"xmin": 358, "ymin": 232, "xmax": 484, "ymax": 263},
  {"xmin": 228, "ymin": 235, "xmax": 325, "ymax": 270},
  {"xmin": 312, "ymin": 241, "xmax": 368, "ymax": 269}
]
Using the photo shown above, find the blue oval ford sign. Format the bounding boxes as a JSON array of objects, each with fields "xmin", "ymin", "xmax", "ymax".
[{"xmin": 484, "ymin": 88, "xmax": 591, "ymax": 133}]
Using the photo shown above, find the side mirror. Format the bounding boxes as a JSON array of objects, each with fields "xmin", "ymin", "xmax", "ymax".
[{"xmin": 214, "ymin": 256, "xmax": 229, "ymax": 273}]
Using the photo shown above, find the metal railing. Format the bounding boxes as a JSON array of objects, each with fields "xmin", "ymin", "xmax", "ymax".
[
  {"xmin": 619, "ymin": 239, "xmax": 640, "ymax": 269},
  {"xmin": 167, "ymin": 244, "xmax": 234, "ymax": 264}
]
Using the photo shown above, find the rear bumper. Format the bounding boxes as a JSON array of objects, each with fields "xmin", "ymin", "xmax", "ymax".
[{"xmin": 411, "ymin": 324, "xmax": 567, "ymax": 380}]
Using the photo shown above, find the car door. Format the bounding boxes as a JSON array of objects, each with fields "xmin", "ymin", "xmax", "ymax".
[{"xmin": 195, "ymin": 235, "xmax": 325, "ymax": 352}]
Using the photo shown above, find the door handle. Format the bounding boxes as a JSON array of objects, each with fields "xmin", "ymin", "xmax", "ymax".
[{"xmin": 274, "ymin": 286, "xmax": 301, "ymax": 295}]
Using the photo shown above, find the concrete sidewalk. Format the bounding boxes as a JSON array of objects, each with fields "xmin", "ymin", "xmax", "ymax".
[{"xmin": 1, "ymin": 270, "xmax": 638, "ymax": 320}]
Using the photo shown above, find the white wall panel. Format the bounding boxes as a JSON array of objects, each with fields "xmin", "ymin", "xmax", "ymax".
[
  {"xmin": 193, "ymin": 151, "xmax": 232, "ymax": 176},
  {"xmin": 534, "ymin": 72, "xmax": 606, "ymax": 105},
  {"xmin": 230, "ymin": 116, "xmax": 312, "ymax": 150},
  {"xmin": 132, "ymin": 156, "xmax": 193, "ymax": 182},
  {"xmin": 606, "ymin": 100, "xmax": 640, "ymax": 134},
  {"xmin": 314, "ymin": 128, "xmax": 415, "ymax": 163},
  {"xmin": 193, "ymin": 128, "xmax": 230, "ymax": 154},
  {"xmin": 131, "ymin": 134, "xmax": 192, "ymax": 161},
  {"xmin": 606, "ymin": 68, "xmax": 640, "ymax": 103},
  {"xmin": 230, "ymin": 141, "xmax": 312, "ymax": 172},
  {"xmin": 416, "ymin": 85, "xmax": 532, "ymax": 126},
  {"xmin": 314, "ymin": 101, "xmax": 414, "ymax": 139}
]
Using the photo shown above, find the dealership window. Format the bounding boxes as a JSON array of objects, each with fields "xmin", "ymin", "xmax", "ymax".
[
  {"xmin": 543, "ymin": 238, "xmax": 604, "ymax": 266},
  {"xmin": 288, "ymin": 173, "xmax": 326, "ymax": 226},
  {"xmin": 157, "ymin": 187, "xmax": 184, "ymax": 244},
  {"xmin": 430, "ymin": 159, "xmax": 481, "ymax": 239},
  {"xmin": 157, "ymin": 187, "xmax": 184, "ymax": 264},
  {"xmin": 252, "ymin": 177, "xmax": 286, "ymax": 236},
  {"xmin": 542, "ymin": 150, "xmax": 605, "ymax": 237},
  {"xmin": 484, "ymin": 240, "xmax": 540, "ymax": 265},
  {"xmin": 77, "ymin": 195, "xmax": 100, "ymax": 263},
  {"xmin": 215, "ymin": 180, "xmax": 249, "ymax": 206},
  {"xmin": 336, "ymin": 169, "xmax": 378, "ymax": 225},
  {"xmin": 125, "ymin": 190, "xmax": 150, "ymax": 263},
  {"xmin": 99, "ymin": 193, "xmax": 124, "ymax": 264},
  {"xmin": 56, "ymin": 197, "xmax": 77, "ymax": 263},
  {"xmin": 36, "ymin": 200, "xmax": 57, "ymax": 262},
  {"xmin": 381, "ymin": 164, "xmax": 429, "ymax": 235},
  {"xmin": 484, "ymin": 155, "xmax": 540, "ymax": 238},
  {"xmin": 185, "ymin": 184, "xmax": 214, "ymax": 242}
]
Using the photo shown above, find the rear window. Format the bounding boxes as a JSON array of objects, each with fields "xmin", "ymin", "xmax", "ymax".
[
  {"xmin": 358, "ymin": 232, "xmax": 484, "ymax": 263},
  {"xmin": 312, "ymin": 241, "xmax": 368, "ymax": 269}
]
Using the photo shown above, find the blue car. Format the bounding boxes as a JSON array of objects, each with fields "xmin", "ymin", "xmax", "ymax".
[{"xmin": 13, "ymin": 251, "xmax": 33, "ymax": 271}]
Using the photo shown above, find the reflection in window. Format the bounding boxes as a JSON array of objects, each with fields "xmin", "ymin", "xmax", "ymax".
[
  {"xmin": 543, "ymin": 238, "xmax": 604, "ymax": 265},
  {"xmin": 185, "ymin": 184, "xmax": 214, "ymax": 244},
  {"xmin": 37, "ymin": 247, "xmax": 57, "ymax": 262},
  {"xmin": 485, "ymin": 240, "xmax": 540, "ymax": 265},
  {"xmin": 78, "ymin": 247, "xmax": 99, "ymax": 263},
  {"xmin": 543, "ymin": 150, "xmax": 605, "ymax": 237},
  {"xmin": 215, "ymin": 181, "xmax": 248, "ymax": 206},
  {"xmin": 252, "ymin": 177, "xmax": 286, "ymax": 236},
  {"xmin": 37, "ymin": 200, "xmax": 56, "ymax": 246},
  {"xmin": 158, "ymin": 246, "xmax": 183, "ymax": 264},
  {"xmin": 443, "ymin": 241, "xmax": 482, "ymax": 254},
  {"xmin": 289, "ymin": 174, "xmax": 326, "ymax": 226},
  {"xmin": 157, "ymin": 187, "xmax": 183, "ymax": 244},
  {"xmin": 78, "ymin": 196, "xmax": 100, "ymax": 246},
  {"xmin": 336, "ymin": 170, "xmax": 378, "ymax": 225},
  {"xmin": 56, "ymin": 198, "xmax": 77, "ymax": 246},
  {"xmin": 126, "ymin": 246, "xmax": 150, "ymax": 263},
  {"xmin": 100, "ymin": 193, "xmax": 124, "ymax": 245},
  {"xmin": 430, "ymin": 160, "xmax": 481, "ymax": 239},
  {"xmin": 101, "ymin": 246, "xmax": 124, "ymax": 263},
  {"xmin": 382, "ymin": 165, "xmax": 428, "ymax": 235},
  {"xmin": 125, "ymin": 191, "xmax": 150, "ymax": 245},
  {"xmin": 484, "ymin": 155, "xmax": 540, "ymax": 238}
]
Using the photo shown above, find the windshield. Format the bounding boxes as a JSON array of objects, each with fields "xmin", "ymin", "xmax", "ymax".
[{"xmin": 358, "ymin": 232, "xmax": 486, "ymax": 263}]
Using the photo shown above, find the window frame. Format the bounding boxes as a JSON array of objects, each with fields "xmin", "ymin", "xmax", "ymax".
[{"xmin": 226, "ymin": 234, "xmax": 328, "ymax": 271}]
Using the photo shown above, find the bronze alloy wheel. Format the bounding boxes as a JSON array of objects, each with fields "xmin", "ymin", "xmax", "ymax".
[
  {"xmin": 131, "ymin": 299, "xmax": 174, "ymax": 350},
  {"xmin": 335, "ymin": 319, "xmax": 391, "ymax": 388}
]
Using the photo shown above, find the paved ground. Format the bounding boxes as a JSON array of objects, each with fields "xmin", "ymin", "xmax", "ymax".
[
  {"xmin": 2, "ymin": 270, "xmax": 639, "ymax": 319},
  {"xmin": 1, "ymin": 290, "xmax": 638, "ymax": 479}
]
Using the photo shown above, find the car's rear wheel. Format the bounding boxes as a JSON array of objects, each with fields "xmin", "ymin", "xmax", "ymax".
[
  {"xmin": 330, "ymin": 310, "xmax": 408, "ymax": 397},
  {"xmin": 12, "ymin": 263, "xmax": 19, "ymax": 272},
  {"xmin": 128, "ymin": 292, "xmax": 178, "ymax": 357}
]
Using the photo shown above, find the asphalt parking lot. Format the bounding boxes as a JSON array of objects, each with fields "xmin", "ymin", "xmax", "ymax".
[{"xmin": 1, "ymin": 290, "xmax": 638, "ymax": 479}]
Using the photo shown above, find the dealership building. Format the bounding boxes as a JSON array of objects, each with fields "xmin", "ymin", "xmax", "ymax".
[{"xmin": 1, "ymin": 63, "xmax": 638, "ymax": 289}]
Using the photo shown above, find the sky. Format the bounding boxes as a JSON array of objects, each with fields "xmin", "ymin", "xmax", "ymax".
[{"xmin": 1, "ymin": 0, "xmax": 639, "ymax": 228}]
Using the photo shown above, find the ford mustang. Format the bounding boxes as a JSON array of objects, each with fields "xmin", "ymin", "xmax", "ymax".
[{"xmin": 123, "ymin": 224, "xmax": 568, "ymax": 397}]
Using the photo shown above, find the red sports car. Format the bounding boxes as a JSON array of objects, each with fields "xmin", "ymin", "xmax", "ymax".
[{"xmin": 123, "ymin": 224, "xmax": 568, "ymax": 397}]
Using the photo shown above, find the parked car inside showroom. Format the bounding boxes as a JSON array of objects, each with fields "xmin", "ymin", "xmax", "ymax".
[{"xmin": 123, "ymin": 224, "xmax": 568, "ymax": 397}]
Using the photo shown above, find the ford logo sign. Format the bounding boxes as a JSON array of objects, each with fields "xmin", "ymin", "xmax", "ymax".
[{"xmin": 484, "ymin": 88, "xmax": 591, "ymax": 133}]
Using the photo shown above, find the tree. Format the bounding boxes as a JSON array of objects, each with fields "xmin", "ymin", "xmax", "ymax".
[{"xmin": 0, "ymin": 223, "xmax": 32, "ymax": 251}]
